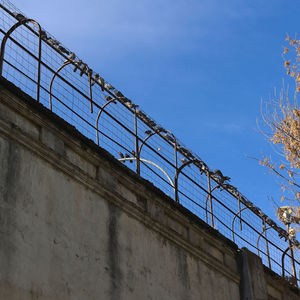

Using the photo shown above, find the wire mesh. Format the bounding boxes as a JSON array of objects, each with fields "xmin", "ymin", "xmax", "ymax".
[{"xmin": 0, "ymin": 0, "xmax": 298, "ymax": 285}]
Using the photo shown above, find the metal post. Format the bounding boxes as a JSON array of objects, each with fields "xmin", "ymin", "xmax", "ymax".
[
  {"xmin": 88, "ymin": 70, "xmax": 93, "ymax": 113},
  {"xmin": 282, "ymin": 246, "xmax": 289, "ymax": 278},
  {"xmin": 173, "ymin": 137, "xmax": 178, "ymax": 202},
  {"xmin": 207, "ymin": 173, "xmax": 214, "ymax": 227},
  {"xmin": 231, "ymin": 206, "xmax": 248, "ymax": 243},
  {"xmin": 95, "ymin": 98, "xmax": 118, "ymax": 145},
  {"xmin": 263, "ymin": 221, "xmax": 271, "ymax": 269},
  {"xmin": 49, "ymin": 61, "xmax": 72, "ymax": 111},
  {"xmin": 174, "ymin": 159, "xmax": 197, "ymax": 204},
  {"xmin": 36, "ymin": 30, "xmax": 42, "ymax": 102},
  {"xmin": 134, "ymin": 108, "xmax": 140, "ymax": 175},
  {"xmin": 238, "ymin": 196, "xmax": 242, "ymax": 231},
  {"xmin": 174, "ymin": 143, "xmax": 178, "ymax": 171},
  {"xmin": 287, "ymin": 224, "xmax": 297, "ymax": 283}
]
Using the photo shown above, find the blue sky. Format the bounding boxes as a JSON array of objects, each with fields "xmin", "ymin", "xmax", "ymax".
[{"xmin": 14, "ymin": 0, "xmax": 299, "ymax": 218}]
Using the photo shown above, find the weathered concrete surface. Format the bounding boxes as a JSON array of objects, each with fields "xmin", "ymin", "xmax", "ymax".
[
  {"xmin": 239, "ymin": 248, "xmax": 268, "ymax": 300},
  {"xmin": 0, "ymin": 78, "xmax": 299, "ymax": 300}
]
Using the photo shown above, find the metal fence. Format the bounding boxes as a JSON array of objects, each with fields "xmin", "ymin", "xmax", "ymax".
[{"xmin": 0, "ymin": 0, "xmax": 299, "ymax": 285}]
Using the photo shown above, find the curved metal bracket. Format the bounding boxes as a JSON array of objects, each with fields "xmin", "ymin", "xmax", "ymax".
[
  {"xmin": 139, "ymin": 129, "xmax": 177, "ymax": 161},
  {"xmin": 118, "ymin": 157, "xmax": 175, "ymax": 188},
  {"xmin": 138, "ymin": 131, "xmax": 160, "ymax": 156},
  {"xmin": 49, "ymin": 60, "xmax": 94, "ymax": 113},
  {"xmin": 49, "ymin": 61, "xmax": 72, "ymax": 110},
  {"xmin": 231, "ymin": 206, "xmax": 248, "ymax": 242},
  {"xmin": 205, "ymin": 182, "xmax": 219, "ymax": 226},
  {"xmin": 282, "ymin": 246, "xmax": 290, "ymax": 278},
  {"xmin": 257, "ymin": 226, "xmax": 271, "ymax": 255},
  {"xmin": 95, "ymin": 97, "xmax": 118, "ymax": 145},
  {"xmin": 281, "ymin": 245, "xmax": 298, "ymax": 286},
  {"xmin": 174, "ymin": 159, "xmax": 201, "ymax": 203},
  {"xmin": 257, "ymin": 225, "xmax": 271, "ymax": 268},
  {"xmin": 137, "ymin": 129, "xmax": 178, "ymax": 177},
  {"xmin": 0, "ymin": 18, "xmax": 42, "ymax": 101}
]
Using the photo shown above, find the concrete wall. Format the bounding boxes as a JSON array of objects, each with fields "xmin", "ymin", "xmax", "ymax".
[{"xmin": 0, "ymin": 78, "xmax": 299, "ymax": 300}]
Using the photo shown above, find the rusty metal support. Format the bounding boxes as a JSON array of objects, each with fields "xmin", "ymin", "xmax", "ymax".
[
  {"xmin": 206, "ymin": 173, "xmax": 215, "ymax": 227},
  {"xmin": 0, "ymin": 18, "xmax": 42, "ymax": 102},
  {"xmin": 287, "ymin": 224, "xmax": 297, "ymax": 282},
  {"xmin": 95, "ymin": 98, "xmax": 118, "ymax": 145},
  {"xmin": 49, "ymin": 60, "xmax": 94, "ymax": 113},
  {"xmin": 256, "ymin": 223, "xmax": 271, "ymax": 269},
  {"xmin": 137, "ymin": 129, "xmax": 177, "ymax": 178},
  {"xmin": 174, "ymin": 137, "xmax": 178, "ymax": 178},
  {"xmin": 231, "ymin": 206, "xmax": 248, "ymax": 242},
  {"xmin": 263, "ymin": 223, "xmax": 271, "ymax": 269},
  {"xmin": 174, "ymin": 159, "xmax": 199, "ymax": 203},
  {"xmin": 88, "ymin": 70, "xmax": 93, "ymax": 113},
  {"xmin": 134, "ymin": 109, "xmax": 140, "ymax": 174},
  {"xmin": 281, "ymin": 227, "xmax": 298, "ymax": 287},
  {"xmin": 238, "ymin": 196, "xmax": 242, "ymax": 231},
  {"xmin": 282, "ymin": 246, "xmax": 290, "ymax": 278},
  {"xmin": 49, "ymin": 61, "xmax": 72, "ymax": 110}
]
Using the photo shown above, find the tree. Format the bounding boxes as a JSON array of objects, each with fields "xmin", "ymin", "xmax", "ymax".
[{"xmin": 259, "ymin": 35, "xmax": 300, "ymax": 238}]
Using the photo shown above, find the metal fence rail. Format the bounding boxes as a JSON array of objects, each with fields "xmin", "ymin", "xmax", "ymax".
[{"xmin": 0, "ymin": 0, "xmax": 299, "ymax": 285}]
